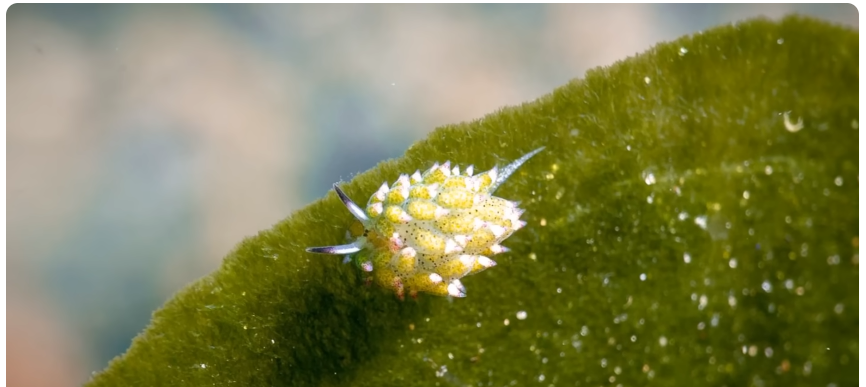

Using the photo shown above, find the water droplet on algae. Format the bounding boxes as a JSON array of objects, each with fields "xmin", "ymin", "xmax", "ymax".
[
  {"xmin": 516, "ymin": 311, "xmax": 528, "ymax": 320},
  {"xmin": 694, "ymin": 215, "xmax": 708, "ymax": 230},
  {"xmin": 679, "ymin": 47, "xmax": 688, "ymax": 56},
  {"xmin": 834, "ymin": 176, "xmax": 843, "ymax": 186},
  {"xmin": 644, "ymin": 76, "xmax": 651, "ymax": 84},
  {"xmin": 761, "ymin": 280, "xmax": 773, "ymax": 292},
  {"xmin": 683, "ymin": 252, "xmax": 691, "ymax": 263},
  {"xmin": 783, "ymin": 111, "xmax": 804, "ymax": 132},
  {"xmin": 643, "ymin": 172, "xmax": 656, "ymax": 185},
  {"xmin": 777, "ymin": 38, "xmax": 784, "ymax": 44}
]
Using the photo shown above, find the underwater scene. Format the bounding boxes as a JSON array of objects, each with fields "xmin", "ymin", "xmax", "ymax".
[{"xmin": 7, "ymin": 5, "xmax": 858, "ymax": 387}]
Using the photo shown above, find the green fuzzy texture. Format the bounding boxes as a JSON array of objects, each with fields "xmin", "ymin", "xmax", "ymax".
[{"xmin": 88, "ymin": 16, "xmax": 858, "ymax": 387}]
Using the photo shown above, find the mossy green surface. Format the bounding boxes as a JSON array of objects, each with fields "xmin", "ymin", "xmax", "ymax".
[{"xmin": 88, "ymin": 16, "xmax": 858, "ymax": 387}]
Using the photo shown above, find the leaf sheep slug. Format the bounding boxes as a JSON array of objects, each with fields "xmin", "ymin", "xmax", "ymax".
[{"xmin": 307, "ymin": 147, "xmax": 545, "ymax": 300}]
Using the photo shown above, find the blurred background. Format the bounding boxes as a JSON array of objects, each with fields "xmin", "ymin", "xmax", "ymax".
[{"xmin": 6, "ymin": 4, "xmax": 857, "ymax": 386}]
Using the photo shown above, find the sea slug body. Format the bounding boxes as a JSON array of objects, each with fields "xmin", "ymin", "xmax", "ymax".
[{"xmin": 307, "ymin": 147, "xmax": 544, "ymax": 300}]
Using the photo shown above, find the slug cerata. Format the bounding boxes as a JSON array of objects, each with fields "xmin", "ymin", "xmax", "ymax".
[{"xmin": 307, "ymin": 147, "xmax": 544, "ymax": 299}]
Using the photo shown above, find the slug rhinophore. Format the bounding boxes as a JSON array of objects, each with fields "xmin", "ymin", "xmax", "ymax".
[{"xmin": 307, "ymin": 147, "xmax": 544, "ymax": 300}]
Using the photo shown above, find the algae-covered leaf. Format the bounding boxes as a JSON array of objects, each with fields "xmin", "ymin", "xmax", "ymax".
[{"xmin": 88, "ymin": 16, "xmax": 858, "ymax": 387}]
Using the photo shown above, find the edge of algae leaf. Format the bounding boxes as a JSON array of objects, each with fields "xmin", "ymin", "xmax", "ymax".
[{"xmin": 87, "ymin": 15, "xmax": 859, "ymax": 387}]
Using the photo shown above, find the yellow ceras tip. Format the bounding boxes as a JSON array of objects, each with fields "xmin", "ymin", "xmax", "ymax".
[{"xmin": 305, "ymin": 146, "xmax": 545, "ymax": 299}]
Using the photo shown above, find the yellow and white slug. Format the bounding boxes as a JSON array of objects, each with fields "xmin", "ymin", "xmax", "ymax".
[{"xmin": 307, "ymin": 147, "xmax": 544, "ymax": 300}]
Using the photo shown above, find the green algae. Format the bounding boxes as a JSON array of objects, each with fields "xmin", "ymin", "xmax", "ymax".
[{"xmin": 88, "ymin": 15, "xmax": 858, "ymax": 387}]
